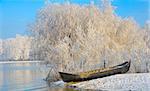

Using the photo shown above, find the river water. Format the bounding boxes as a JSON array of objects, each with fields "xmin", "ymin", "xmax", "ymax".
[{"xmin": 0, "ymin": 62, "xmax": 76, "ymax": 91}]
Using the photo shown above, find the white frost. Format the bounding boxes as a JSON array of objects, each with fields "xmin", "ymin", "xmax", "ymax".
[{"xmin": 73, "ymin": 73, "xmax": 150, "ymax": 91}]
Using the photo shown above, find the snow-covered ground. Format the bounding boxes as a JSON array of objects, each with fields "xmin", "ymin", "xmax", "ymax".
[{"xmin": 72, "ymin": 73, "xmax": 150, "ymax": 91}]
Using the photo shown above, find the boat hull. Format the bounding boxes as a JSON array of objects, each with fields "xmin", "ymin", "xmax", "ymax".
[{"xmin": 59, "ymin": 60, "xmax": 131, "ymax": 82}]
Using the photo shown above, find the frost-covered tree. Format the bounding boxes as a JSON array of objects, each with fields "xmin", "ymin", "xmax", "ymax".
[
  {"xmin": 0, "ymin": 39, "xmax": 3, "ymax": 55},
  {"xmin": 30, "ymin": 1, "xmax": 150, "ymax": 77},
  {"xmin": 0, "ymin": 35, "xmax": 32, "ymax": 61}
]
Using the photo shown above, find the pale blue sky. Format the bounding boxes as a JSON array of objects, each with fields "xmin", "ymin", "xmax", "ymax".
[{"xmin": 0, "ymin": 0, "xmax": 149, "ymax": 39}]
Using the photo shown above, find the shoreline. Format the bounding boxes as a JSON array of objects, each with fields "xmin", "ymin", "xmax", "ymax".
[
  {"xmin": 72, "ymin": 73, "xmax": 150, "ymax": 90},
  {"xmin": 50, "ymin": 73, "xmax": 150, "ymax": 90},
  {"xmin": 0, "ymin": 61, "xmax": 43, "ymax": 64}
]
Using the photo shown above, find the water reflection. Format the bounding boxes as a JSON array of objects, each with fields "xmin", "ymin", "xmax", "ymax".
[
  {"xmin": 0, "ymin": 62, "xmax": 93, "ymax": 91},
  {"xmin": 0, "ymin": 63, "xmax": 49, "ymax": 91}
]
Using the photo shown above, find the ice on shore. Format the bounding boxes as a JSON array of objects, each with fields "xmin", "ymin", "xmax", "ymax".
[{"xmin": 72, "ymin": 73, "xmax": 150, "ymax": 91}]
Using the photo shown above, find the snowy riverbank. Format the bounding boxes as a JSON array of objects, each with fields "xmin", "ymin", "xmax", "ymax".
[
  {"xmin": 72, "ymin": 73, "xmax": 150, "ymax": 91},
  {"xmin": 51, "ymin": 73, "xmax": 150, "ymax": 90}
]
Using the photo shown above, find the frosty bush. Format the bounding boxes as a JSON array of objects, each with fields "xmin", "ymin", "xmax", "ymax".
[{"xmin": 30, "ymin": 1, "xmax": 150, "ymax": 77}]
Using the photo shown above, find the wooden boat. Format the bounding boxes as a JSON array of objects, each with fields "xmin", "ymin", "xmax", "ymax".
[{"xmin": 59, "ymin": 60, "xmax": 131, "ymax": 82}]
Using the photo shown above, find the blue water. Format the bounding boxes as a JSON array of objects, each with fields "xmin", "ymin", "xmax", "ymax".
[
  {"xmin": 0, "ymin": 63, "xmax": 46, "ymax": 91},
  {"xmin": 0, "ymin": 62, "xmax": 76, "ymax": 91}
]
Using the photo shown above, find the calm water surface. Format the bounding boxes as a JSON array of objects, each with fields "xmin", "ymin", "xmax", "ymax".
[{"xmin": 0, "ymin": 62, "xmax": 76, "ymax": 91}]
